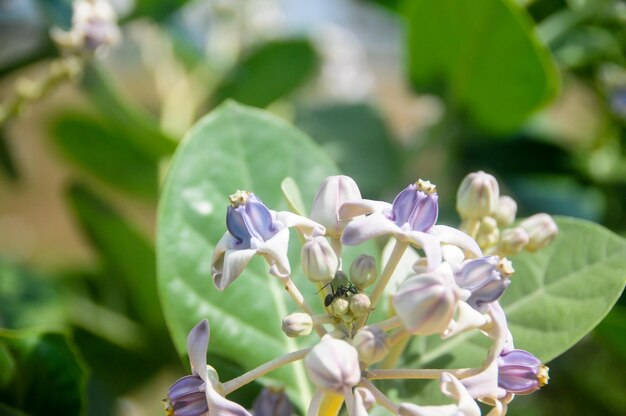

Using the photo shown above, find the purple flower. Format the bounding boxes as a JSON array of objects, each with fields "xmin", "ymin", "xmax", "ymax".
[
  {"xmin": 211, "ymin": 190, "xmax": 325, "ymax": 291},
  {"xmin": 339, "ymin": 180, "xmax": 481, "ymax": 270},
  {"xmin": 497, "ymin": 349, "xmax": 549, "ymax": 395},
  {"xmin": 165, "ymin": 320, "xmax": 252, "ymax": 416},
  {"xmin": 455, "ymin": 256, "xmax": 512, "ymax": 313}
]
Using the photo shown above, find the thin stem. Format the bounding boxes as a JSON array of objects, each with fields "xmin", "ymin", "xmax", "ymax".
[
  {"xmin": 371, "ymin": 315, "xmax": 402, "ymax": 332},
  {"xmin": 222, "ymin": 348, "xmax": 311, "ymax": 395},
  {"xmin": 388, "ymin": 328, "xmax": 409, "ymax": 348},
  {"xmin": 284, "ymin": 277, "xmax": 326, "ymax": 336},
  {"xmin": 343, "ymin": 386, "xmax": 356, "ymax": 416},
  {"xmin": 330, "ymin": 237, "xmax": 343, "ymax": 266},
  {"xmin": 311, "ymin": 314, "xmax": 337, "ymax": 325},
  {"xmin": 380, "ymin": 331, "xmax": 410, "ymax": 370},
  {"xmin": 307, "ymin": 389, "xmax": 324, "ymax": 416},
  {"xmin": 364, "ymin": 367, "xmax": 471, "ymax": 380},
  {"xmin": 355, "ymin": 240, "xmax": 408, "ymax": 328},
  {"xmin": 359, "ymin": 379, "xmax": 399, "ymax": 414}
]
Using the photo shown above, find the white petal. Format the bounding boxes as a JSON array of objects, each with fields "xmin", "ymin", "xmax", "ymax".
[
  {"xmin": 275, "ymin": 211, "xmax": 325, "ymax": 237},
  {"xmin": 187, "ymin": 320, "xmax": 209, "ymax": 381},
  {"xmin": 341, "ymin": 213, "xmax": 400, "ymax": 246},
  {"xmin": 382, "ymin": 237, "xmax": 421, "ymax": 296},
  {"xmin": 460, "ymin": 359, "xmax": 500, "ymax": 401},
  {"xmin": 429, "ymin": 225, "xmax": 482, "ymax": 258},
  {"xmin": 211, "ymin": 232, "xmax": 231, "ymax": 282},
  {"xmin": 257, "ymin": 228, "xmax": 291, "ymax": 278},
  {"xmin": 398, "ymin": 403, "xmax": 460, "ymax": 416},
  {"xmin": 214, "ymin": 248, "xmax": 257, "ymax": 291},
  {"xmin": 338, "ymin": 199, "xmax": 392, "ymax": 220},
  {"xmin": 440, "ymin": 373, "xmax": 481, "ymax": 416},
  {"xmin": 405, "ymin": 231, "xmax": 442, "ymax": 270},
  {"xmin": 442, "ymin": 301, "xmax": 488, "ymax": 339},
  {"xmin": 206, "ymin": 385, "xmax": 253, "ymax": 416}
]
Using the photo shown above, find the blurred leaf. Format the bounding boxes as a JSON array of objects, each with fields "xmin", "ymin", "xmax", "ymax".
[
  {"xmin": 157, "ymin": 101, "xmax": 341, "ymax": 409},
  {"xmin": 595, "ymin": 304, "xmax": 626, "ymax": 363},
  {"xmin": 52, "ymin": 114, "xmax": 158, "ymax": 199},
  {"xmin": 130, "ymin": 0, "xmax": 189, "ymax": 20},
  {"xmin": 0, "ymin": 330, "xmax": 87, "ymax": 416},
  {"xmin": 81, "ymin": 65, "xmax": 177, "ymax": 159},
  {"xmin": 211, "ymin": 39, "xmax": 319, "ymax": 108},
  {"xmin": 0, "ymin": 343, "xmax": 16, "ymax": 388},
  {"xmin": 296, "ymin": 103, "xmax": 399, "ymax": 197},
  {"xmin": 66, "ymin": 183, "xmax": 164, "ymax": 331},
  {"xmin": 0, "ymin": 259, "xmax": 65, "ymax": 330},
  {"xmin": 405, "ymin": 0, "xmax": 560, "ymax": 132},
  {"xmin": 0, "ymin": 130, "xmax": 19, "ymax": 181},
  {"xmin": 399, "ymin": 217, "xmax": 626, "ymax": 404},
  {"xmin": 553, "ymin": 26, "xmax": 624, "ymax": 69}
]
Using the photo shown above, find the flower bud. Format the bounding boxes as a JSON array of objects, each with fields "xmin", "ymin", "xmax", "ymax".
[
  {"xmin": 455, "ymin": 256, "xmax": 511, "ymax": 312},
  {"xmin": 390, "ymin": 180, "xmax": 438, "ymax": 232},
  {"xmin": 304, "ymin": 335, "xmax": 361, "ymax": 393},
  {"xmin": 310, "ymin": 175, "xmax": 362, "ymax": 238},
  {"xmin": 281, "ymin": 313, "xmax": 313, "ymax": 337},
  {"xmin": 349, "ymin": 255, "xmax": 377, "ymax": 289},
  {"xmin": 520, "ymin": 214, "xmax": 558, "ymax": 252},
  {"xmin": 392, "ymin": 271, "xmax": 459, "ymax": 335},
  {"xmin": 349, "ymin": 294, "xmax": 371, "ymax": 318},
  {"xmin": 352, "ymin": 326, "xmax": 389, "ymax": 364},
  {"xmin": 497, "ymin": 227, "xmax": 529, "ymax": 256},
  {"xmin": 494, "ymin": 196, "xmax": 517, "ymax": 226},
  {"xmin": 301, "ymin": 236, "xmax": 339, "ymax": 283},
  {"xmin": 456, "ymin": 171, "xmax": 500, "ymax": 219},
  {"xmin": 498, "ymin": 349, "xmax": 549, "ymax": 395},
  {"xmin": 331, "ymin": 298, "xmax": 350, "ymax": 317},
  {"xmin": 476, "ymin": 217, "xmax": 499, "ymax": 249}
]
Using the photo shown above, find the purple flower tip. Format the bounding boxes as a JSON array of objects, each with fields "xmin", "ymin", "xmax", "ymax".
[
  {"xmin": 455, "ymin": 256, "xmax": 510, "ymax": 312},
  {"xmin": 165, "ymin": 375, "xmax": 208, "ymax": 416},
  {"xmin": 226, "ymin": 191, "xmax": 279, "ymax": 249},
  {"xmin": 389, "ymin": 180, "xmax": 439, "ymax": 232},
  {"xmin": 498, "ymin": 349, "xmax": 549, "ymax": 395}
]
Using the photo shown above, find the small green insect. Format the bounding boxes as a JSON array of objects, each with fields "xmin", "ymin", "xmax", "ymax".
[{"xmin": 322, "ymin": 271, "xmax": 358, "ymax": 307}]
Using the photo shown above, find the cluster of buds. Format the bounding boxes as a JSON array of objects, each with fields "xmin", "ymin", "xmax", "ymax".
[
  {"xmin": 165, "ymin": 173, "xmax": 557, "ymax": 415},
  {"xmin": 51, "ymin": 0, "xmax": 121, "ymax": 57},
  {"xmin": 457, "ymin": 171, "xmax": 558, "ymax": 256}
]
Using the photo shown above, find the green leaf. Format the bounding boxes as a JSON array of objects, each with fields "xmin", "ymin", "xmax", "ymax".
[
  {"xmin": 398, "ymin": 217, "xmax": 626, "ymax": 404},
  {"xmin": 296, "ymin": 103, "xmax": 400, "ymax": 197},
  {"xmin": 52, "ymin": 114, "xmax": 158, "ymax": 199},
  {"xmin": 211, "ymin": 39, "xmax": 318, "ymax": 108},
  {"xmin": 0, "ymin": 130, "xmax": 19, "ymax": 181},
  {"xmin": 0, "ymin": 342, "xmax": 16, "ymax": 388},
  {"xmin": 157, "ymin": 101, "xmax": 341, "ymax": 409},
  {"xmin": 0, "ymin": 330, "xmax": 87, "ymax": 416},
  {"xmin": 66, "ymin": 183, "xmax": 164, "ymax": 331},
  {"xmin": 405, "ymin": 0, "xmax": 560, "ymax": 132}
]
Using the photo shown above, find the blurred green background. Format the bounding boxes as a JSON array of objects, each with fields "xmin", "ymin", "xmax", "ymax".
[{"xmin": 0, "ymin": 0, "xmax": 625, "ymax": 414}]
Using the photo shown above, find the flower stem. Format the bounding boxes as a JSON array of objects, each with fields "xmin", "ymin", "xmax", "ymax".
[
  {"xmin": 388, "ymin": 328, "xmax": 409, "ymax": 347},
  {"xmin": 355, "ymin": 240, "xmax": 408, "ymax": 328},
  {"xmin": 380, "ymin": 331, "xmax": 410, "ymax": 369},
  {"xmin": 312, "ymin": 314, "xmax": 337, "ymax": 325},
  {"xmin": 359, "ymin": 379, "xmax": 399, "ymax": 414},
  {"xmin": 364, "ymin": 368, "xmax": 471, "ymax": 380},
  {"xmin": 222, "ymin": 348, "xmax": 311, "ymax": 395},
  {"xmin": 343, "ymin": 386, "xmax": 356, "ymax": 416},
  {"xmin": 372, "ymin": 315, "xmax": 402, "ymax": 332},
  {"xmin": 284, "ymin": 277, "xmax": 326, "ymax": 336}
]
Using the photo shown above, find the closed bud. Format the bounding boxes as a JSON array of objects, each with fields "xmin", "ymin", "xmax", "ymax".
[
  {"xmin": 520, "ymin": 214, "xmax": 558, "ymax": 252},
  {"xmin": 349, "ymin": 293, "xmax": 371, "ymax": 318},
  {"xmin": 331, "ymin": 298, "xmax": 350, "ymax": 317},
  {"xmin": 392, "ymin": 270, "xmax": 459, "ymax": 335},
  {"xmin": 310, "ymin": 175, "xmax": 362, "ymax": 238},
  {"xmin": 281, "ymin": 313, "xmax": 313, "ymax": 337},
  {"xmin": 457, "ymin": 171, "xmax": 500, "ymax": 219},
  {"xmin": 301, "ymin": 236, "xmax": 339, "ymax": 283},
  {"xmin": 494, "ymin": 196, "xmax": 517, "ymax": 226},
  {"xmin": 498, "ymin": 349, "xmax": 549, "ymax": 395},
  {"xmin": 304, "ymin": 335, "xmax": 361, "ymax": 393},
  {"xmin": 350, "ymin": 255, "xmax": 377, "ymax": 289},
  {"xmin": 476, "ymin": 217, "xmax": 499, "ymax": 249},
  {"xmin": 352, "ymin": 326, "xmax": 389, "ymax": 364},
  {"xmin": 498, "ymin": 227, "xmax": 529, "ymax": 256}
]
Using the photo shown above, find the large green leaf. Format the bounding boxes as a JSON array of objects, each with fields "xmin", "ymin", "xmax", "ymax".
[
  {"xmin": 211, "ymin": 39, "xmax": 319, "ymax": 108},
  {"xmin": 52, "ymin": 115, "xmax": 158, "ymax": 199},
  {"xmin": 395, "ymin": 217, "xmax": 626, "ymax": 405},
  {"xmin": 66, "ymin": 183, "xmax": 164, "ymax": 331},
  {"xmin": 157, "ymin": 101, "xmax": 343, "ymax": 408},
  {"xmin": 405, "ymin": 0, "xmax": 559, "ymax": 132},
  {"xmin": 0, "ymin": 330, "xmax": 87, "ymax": 416}
]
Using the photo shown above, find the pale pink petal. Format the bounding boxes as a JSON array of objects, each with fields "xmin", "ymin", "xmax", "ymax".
[
  {"xmin": 187, "ymin": 320, "xmax": 209, "ymax": 381},
  {"xmin": 214, "ymin": 248, "xmax": 256, "ymax": 291},
  {"xmin": 429, "ymin": 225, "xmax": 482, "ymax": 258},
  {"xmin": 257, "ymin": 228, "xmax": 291, "ymax": 278},
  {"xmin": 206, "ymin": 385, "xmax": 252, "ymax": 416},
  {"xmin": 460, "ymin": 359, "xmax": 500, "ymax": 401},
  {"xmin": 341, "ymin": 213, "xmax": 400, "ymax": 245},
  {"xmin": 275, "ymin": 211, "xmax": 325, "ymax": 237},
  {"xmin": 405, "ymin": 231, "xmax": 443, "ymax": 270},
  {"xmin": 440, "ymin": 373, "xmax": 481, "ymax": 416},
  {"xmin": 210, "ymin": 232, "xmax": 231, "ymax": 281},
  {"xmin": 398, "ymin": 403, "xmax": 459, "ymax": 416},
  {"xmin": 443, "ymin": 301, "xmax": 488, "ymax": 339},
  {"xmin": 338, "ymin": 199, "xmax": 392, "ymax": 220}
]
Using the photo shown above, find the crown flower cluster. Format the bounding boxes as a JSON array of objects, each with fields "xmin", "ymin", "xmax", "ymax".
[{"xmin": 165, "ymin": 172, "xmax": 557, "ymax": 416}]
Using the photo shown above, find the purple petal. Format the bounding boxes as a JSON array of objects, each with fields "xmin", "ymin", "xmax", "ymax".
[
  {"xmin": 168, "ymin": 375, "xmax": 205, "ymax": 400},
  {"xmin": 244, "ymin": 194, "xmax": 278, "ymax": 241},
  {"xmin": 467, "ymin": 278, "xmax": 510, "ymax": 313},
  {"xmin": 173, "ymin": 394, "xmax": 209, "ymax": 416},
  {"xmin": 409, "ymin": 192, "xmax": 438, "ymax": 232},
  {"xmin": 187, "ymin": 320, "xmax": 209, "ymax": 380},
  {"xmin": 390, "ymin": 184, "xmax": 419, "ymax": 226},
  {"xmin": 226, "ymin": 205, "xmax": 253, "ymax": 249},
  {"xmin": 498, "ymin": 350, "xmax": 542, "ymax": 395}
]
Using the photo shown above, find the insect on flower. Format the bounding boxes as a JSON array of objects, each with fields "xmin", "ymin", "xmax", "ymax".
[{"xmin": 322, "ymin": 271, "xmax": 358, "ymax": 307}]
